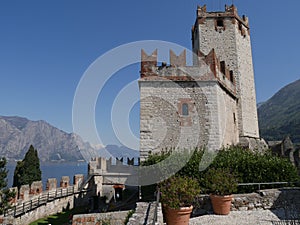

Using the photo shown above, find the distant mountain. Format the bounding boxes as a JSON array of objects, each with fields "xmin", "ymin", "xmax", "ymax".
[
  {"xmin": 104, "ymin": 145, "xmax": 139, "ymax": 159},
  {"xmin": 0, "ymin": 116, "xmax": 99, "ymax": 162},
  {"xmin": 258, "ymin": 79, "xmax": 300, "ymax": 144}
]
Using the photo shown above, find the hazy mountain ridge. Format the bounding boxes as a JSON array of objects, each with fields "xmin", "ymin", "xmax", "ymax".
[
  {"xmin": 0, "ymin": 116, "xmax": 140, "ymax": 162},
  {"xmin": 258, "ymin": 79, "xmax": 300, "ymax": 144},
  {"xmin": 0, "ymin": 116, "xmax": 98, "ymax": 162}
]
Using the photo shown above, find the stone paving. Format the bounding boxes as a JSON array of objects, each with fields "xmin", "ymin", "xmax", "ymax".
[
  {"xmin": 127, "ymin": 202, "xmax": 163, "ymax": 225},
  {"xmin": 189, "ymin": 209, "xmax": 298, "ymax": 225}
]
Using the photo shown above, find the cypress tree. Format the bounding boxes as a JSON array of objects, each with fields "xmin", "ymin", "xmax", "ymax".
[
  {"xmin": 0, "ymin": 157, "xmax": 15, "ymax": 214},
  {"xmin": 13, "ymin": 145, "xmax": 42, "ymax": 189}
]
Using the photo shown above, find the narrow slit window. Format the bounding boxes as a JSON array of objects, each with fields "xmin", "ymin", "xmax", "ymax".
[
  {"xmin": 230, "ymin": 70, "xmax": 234, "ymax": 83},
  {"xmin": 182, "ymin": 103, "xmax": 189, "ymax": 116},
  {"xmin": 220, "ymin": 61, "xmax": 226, "ymax": 74}
]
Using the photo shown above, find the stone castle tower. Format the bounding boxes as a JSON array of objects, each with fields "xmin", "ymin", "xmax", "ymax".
[{"xmin": 139, "ymin": 5, "xmax": 264, "ymax": 160}]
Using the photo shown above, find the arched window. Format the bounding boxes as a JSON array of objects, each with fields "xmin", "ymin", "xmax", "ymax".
[{"xmin": 182, "ymin": 103, "xmax": 189, "ymax": 116}]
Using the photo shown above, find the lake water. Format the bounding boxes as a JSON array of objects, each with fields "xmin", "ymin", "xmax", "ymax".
[{"xmin": 6, "ymin": 162, "xmax": 88, "ymax": 188}]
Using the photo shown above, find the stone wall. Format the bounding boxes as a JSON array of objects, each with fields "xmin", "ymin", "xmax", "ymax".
[
  {"xmin": 139, "ymin": 79, "xmax": 239, "ymax": 160},
  {"xmin": 0, "ymin": 175, "xmax": 85, "ymax": 225},
  {"xmin": 0, "ymin": 195, "xmax": 74, "ymax": 225},
  {"xmin": 194, "ymin": 4, "xmax": 259, "ymax": 139},
  {"xmin": 72, "ymin": 211, "xmax": 130, "ymax": 225},
  {"xmin": 138, "ymin": 4, "xmax": 262, "ymax": 160},
  {"xmin": 139, "ymin": 80, "xmax": 208, "ymax": 159},
  {"xmin": 195, "ymin": 188, "xmax": 300, "ymax": 215},
  {"xmin": 14, "ymin": 195, "xmax": 74, "ymax": 225}
]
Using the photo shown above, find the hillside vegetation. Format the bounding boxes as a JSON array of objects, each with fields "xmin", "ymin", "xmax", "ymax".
[{"xmin": 258, "ymin": 79, "xmax": 300, "ymax": 144}]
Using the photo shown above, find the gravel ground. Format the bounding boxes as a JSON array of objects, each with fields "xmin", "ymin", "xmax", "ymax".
[{"xmin": 189, "ymin": 209, "xmax": 293, "ymax": 225}]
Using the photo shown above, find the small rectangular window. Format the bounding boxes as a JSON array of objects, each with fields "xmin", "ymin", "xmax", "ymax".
[
  {"xmin": 182, "ymin": 103, "xmax": 189, "ymax": 116},
  {"xmin": 217, "ymin": 19, "xmax": 224, "ymax": 27}
]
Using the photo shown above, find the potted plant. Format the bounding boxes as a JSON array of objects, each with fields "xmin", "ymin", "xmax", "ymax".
[
  {"xmin": 204, "ymin": 167, "xmax": 238, "ymax": 215},
  {"xmin": 159, "ymin": 175, "xmax": 200, "ymax": 225}
]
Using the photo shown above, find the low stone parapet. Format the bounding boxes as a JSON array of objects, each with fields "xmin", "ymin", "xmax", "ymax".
[
  {"xmin": 72, "ymin": 211, "xmax": 130, "ymax": 225},
  {"xmin": 195, "ymin": 188, "xmax": 300, "ymax": 215}
]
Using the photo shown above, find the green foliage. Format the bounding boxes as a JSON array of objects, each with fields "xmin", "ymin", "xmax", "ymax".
[
  {"xmin": 141, "ymin": 151, "xmax": 170, "ymax": 200},
  {"xmin": 0, "ymin": 157, "xmax": 16, "ymax": 214},
  {"xmin": 202, "ymin": 168, "xmax": 238, "ymax": 196},
  {"xmin": 258, "ymin": 79, "xmax": 300, "ymax": 144},
  {"xmin": 13, "ymin": 145, "xmax": 42, "ymax": 189},
  {"xmin": 176, "ymin": 148, "xmax": 204, "ymax": 180},
  {"xmin": 0, "ymin": 157, "xmax": 8, "ymax": 190},
  {"xmin": 142, "ymin": 146, "xmax": 300, "ymax": 196},
  {"xmin": 29, "ymin": 206, "xmax": 86, "ymax": 225},
  {"xmin": 159, "ymin": 175, "xmax": 200, "ymax": 209},
  {"xmin": 210, "ymin": 147, "xmax": 299, "ymax": 184},
  {"xmin": 141, "ymin": 149, "xmax": 202, "ymax": 200},
  {"xmin": 141, "ymin": 150, "xmax": 170, "ymax": 166}
]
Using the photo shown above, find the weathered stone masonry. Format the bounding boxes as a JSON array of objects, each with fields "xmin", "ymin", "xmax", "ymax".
[{"xmin": 139, "ymin": 5, "xmax": 265, "ymax": 160}]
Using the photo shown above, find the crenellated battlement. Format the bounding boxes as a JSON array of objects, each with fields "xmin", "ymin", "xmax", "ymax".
[
  {"xmin": 140, "ymin": 48, "xmax": 236, "ymax": 95},
  {"xmin": 139, "ymin": 4, "xmax": 260, "ymax": 160},
  {"xmin": 9, "ymin": 174, "xmax": 84, "ymax": 203},
  {"xmin": 194, "ymin": 4, "xmax": 249, "ymax": 37},
  {"xmin": 88, "ymin": 157, "xmax": 140, "ymax": 175}
]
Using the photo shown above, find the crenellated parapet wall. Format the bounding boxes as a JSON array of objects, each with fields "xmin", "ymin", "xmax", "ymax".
[
  {"xmin": 1, "ymin": 174, "xmax": 86, "ymax": 225},
  {"xmin": 88, "ymin": 157, "xmax": 140, "ymax": 175},
  {"xmin": 195, "ymin": 4, "xmax": 249, "ymax": 36},
  {"xmin": 10, "ymin": 174, "xmax": 84, "ymax": 203},
  {"xmin": 140, "ymin": 49, "xmax": 236, "ymax": 97}
]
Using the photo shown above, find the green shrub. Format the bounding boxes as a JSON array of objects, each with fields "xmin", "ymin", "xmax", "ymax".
[
  {"xmin": 141, "ymin": 146, "xmax": 300, "ymax": 194},
  {"xmin": 141, "ymin": 151, "xmax": 170, "ymax": 201},
  {"xmin": 159, "ymin": 176, "xmax": 200, "ymax": 209},
  {"xmin": 202, "ymin": 168, "xmax": 238, "ymax": 195},
  {"xmin": 208, "ymin": 147, "xmax": 299, "ymax": 192}
]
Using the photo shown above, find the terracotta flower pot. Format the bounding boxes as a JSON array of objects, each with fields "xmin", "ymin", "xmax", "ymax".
[
  {"xmin": 164, "ymin": 205, "xmax": 193, "ymax": 225},
  {"xmin": 210, "ymin": 194, "xmax": 232, "ymax": 215}
]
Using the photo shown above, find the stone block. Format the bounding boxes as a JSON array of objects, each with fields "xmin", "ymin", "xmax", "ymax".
[
  {"xmin": 60, "ymin": 176, "xmax": 70, "ymax": 188},
  {"xmin": 19, "ymin": 184, "xmax": 30, "ymax": 200},
  {"xmin": 30, "ymin": 181, "xmax": 43, "ymax": 195},
  {"xmin": 46, "ymin": 178, "xmax": 57, "ymax": 191}
]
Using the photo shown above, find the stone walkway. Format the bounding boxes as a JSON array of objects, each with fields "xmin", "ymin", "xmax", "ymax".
[
  {"xmin": 189, "ymin": 209, "xmax": 297, "ymax": 225},
  {"xmin": 127, "ymin": 202, "xmax": 163, "ymax": 225}
]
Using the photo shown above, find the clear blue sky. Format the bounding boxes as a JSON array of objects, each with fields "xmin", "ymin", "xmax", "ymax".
[{"xmin": 0, "ymin": 0, "xmax": 299, "ymax": 146}]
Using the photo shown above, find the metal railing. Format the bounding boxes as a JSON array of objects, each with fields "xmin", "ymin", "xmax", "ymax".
[
  {"xmin": 152, "ymin": 188, "xmax": 160, "ymax": 225},
  {"xmin": 4, "ymin": 186, "xmax": 75, "ymax": 217},
  {"xmin": 238, "ymin": 181, "xmax": 300, "ymax": 192}
]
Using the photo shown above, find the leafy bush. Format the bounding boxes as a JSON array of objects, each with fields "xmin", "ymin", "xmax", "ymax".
[
  {"xmin": 141, "ymin": 150, "xmax": 170, "ymax": 201},
  {"xmin": 159, "ymin": 176, "xmax": 200, "ymax": 209},
  {"xmin": 202, "ymin": 168, "xmax": 238, "ymax": 195},
  {"xmin": 209, "ymin": 147, "xmax": 299, "ymax": 192},
  {"xmin": 141, "ymin": 147, "xmax": 300, "ymax": 195}
]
